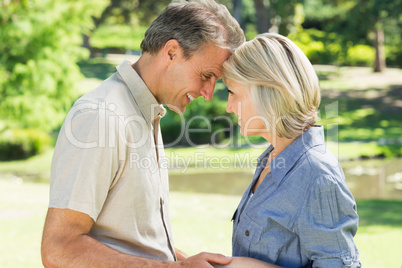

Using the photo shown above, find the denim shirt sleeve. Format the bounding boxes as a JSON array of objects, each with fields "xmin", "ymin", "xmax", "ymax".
[{"xmin": 296, "ymin": 175, "xmax": 361, "ymax": 268}]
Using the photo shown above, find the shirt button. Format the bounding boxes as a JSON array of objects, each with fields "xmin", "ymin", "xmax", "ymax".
[{"xmin": 245, "ymin": 230, "xmax": 250, "ymax": 236}]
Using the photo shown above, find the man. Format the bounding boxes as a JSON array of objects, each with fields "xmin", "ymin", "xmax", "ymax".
[{"xmin": 41, "ymin": 0, "xmax": 245, "ymax": 267}]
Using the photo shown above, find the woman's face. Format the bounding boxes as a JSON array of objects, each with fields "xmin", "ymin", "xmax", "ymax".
[{"xmin": 225, "ymin": 80, "xmax": 268, "ymax": 138}]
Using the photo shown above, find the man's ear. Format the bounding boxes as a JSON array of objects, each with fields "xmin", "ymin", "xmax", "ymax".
[{"xmin": 163, "ymin": 39, "xmax": 182, "ymax": 64}]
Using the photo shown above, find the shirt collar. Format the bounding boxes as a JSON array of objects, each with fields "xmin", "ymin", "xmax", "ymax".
[
  {"xmin": 258, "ymin": 125, "xmax": 325, "ymax": 185},
  {"xmin": 116, "ymin": 60, "xmax": 166, "ymax": 124}
]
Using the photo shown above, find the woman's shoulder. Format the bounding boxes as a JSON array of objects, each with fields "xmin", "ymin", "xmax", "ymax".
[{"xmin": 302, "ymin": 144, "xmax": 344, "ymax": 179}]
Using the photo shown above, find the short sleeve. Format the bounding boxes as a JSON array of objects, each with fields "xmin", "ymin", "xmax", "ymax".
[
  {"xmin": 49, "ymin": 106, "xmax": 121, "ymax": 221},
  {"xmin": 296, "ymin": 175, "xmax": 361, "ymax": 268}
]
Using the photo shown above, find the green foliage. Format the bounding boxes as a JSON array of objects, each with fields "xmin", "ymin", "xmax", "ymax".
[
  {"xmin": 288, "ymin": 29, "xmax": 343, "ymax": 65},
  {"xmin": 302, "ymin": 0, "xmax": 355, "ymax": 30},
  {"xmin": 301, "ymin": 0, "xmax": 402, "ymax": 70},
  {"xmin": 161, "ymin": 91, "xmax": 237, "ymax": 146},
  {"xmin": 386, "ymin": 42, "xmax": 402, "ymax": 68},
  {"xmin": 91, "ymin": 24, "xmax": 147, "ymax": 51},
  {"xmin": 252, "ymin": 0, "xmax": 300, "ymax": 36},
  {"xmin": 345, "ymin": 45, "xmax": 375, "ymax": 67},
  {"xmin": 0, "ymin": 129, "xmax": 51, "ymax": 161},
  {"xmin": 242, "ymin": 0, "xmax": 258, "ymax": 40},
  {"xmin": 289, "ymin": 29, "xmax": 378, "ymax": 67},
  {"xmin": 344, "ymin": 0, "xmax": 402, "ymax": 42},
  {"xmin": 0, "ymin": 0, "xmax": 103, "ymax": 133},
  {"xmin": 94, "ymin": 0, "xmax": 170, "ymax": 27}
]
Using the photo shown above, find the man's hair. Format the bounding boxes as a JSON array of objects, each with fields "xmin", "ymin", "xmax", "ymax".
[
  {"xmin": 222, "ymin": 33, "xmax": 321, "ymax": 139},
  {"xmin": 140, "ymin": 0, "xmax": 245, "ymax": 59}
]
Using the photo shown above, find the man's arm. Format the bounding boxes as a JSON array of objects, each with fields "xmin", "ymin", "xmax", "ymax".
[{"xmin": 41, "ymin": 208, "xmax": 232, "ymax": 268}]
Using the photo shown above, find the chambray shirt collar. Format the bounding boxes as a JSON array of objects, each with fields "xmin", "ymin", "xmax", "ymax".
[
  {"xmin": 116, "ymin": 60, "xmax": 166, "ymax": 125},
  {"xmin": 261, "ymin": 125, "xmax": 325, "ymax": 185}
]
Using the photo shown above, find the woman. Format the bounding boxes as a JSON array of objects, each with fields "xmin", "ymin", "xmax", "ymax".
[{"xmin": 221, "ymin": 33, "xmax": 361, "ymax": 267}]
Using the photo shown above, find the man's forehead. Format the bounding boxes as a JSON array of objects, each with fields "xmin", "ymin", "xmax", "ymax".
[{"xmin": 192, "ymin": 46, "xmax": 230, "ymax": 74}]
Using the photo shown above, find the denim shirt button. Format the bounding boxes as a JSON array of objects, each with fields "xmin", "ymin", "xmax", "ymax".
[{"xmin": 245, "ymin": 230, "xmax": 250, "ymax": 236}]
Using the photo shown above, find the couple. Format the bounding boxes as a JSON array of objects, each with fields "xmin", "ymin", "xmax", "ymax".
[{"xmin": 41, "ymin": 0, "xmax": 361, "ymax": 267}]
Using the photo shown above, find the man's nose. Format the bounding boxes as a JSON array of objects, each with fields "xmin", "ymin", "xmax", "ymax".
[{"xmin": 200, "ymin": 81, "xmax": 216, "ymax": 101}]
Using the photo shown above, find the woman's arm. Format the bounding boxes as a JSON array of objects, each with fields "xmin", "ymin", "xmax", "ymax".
[
  {"xmin": 214, "ymin": 257, "xmax": 282, "ymax": 268},
  {"xmin": 297, "ymin": 175, "xmax": 361, "ymax": 267}
]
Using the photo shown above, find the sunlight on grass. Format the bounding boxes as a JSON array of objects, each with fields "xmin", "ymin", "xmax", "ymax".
[
  {"xmin": 355, "ymin": 226, "xmax": 402, "ymax": 267},
  {"xmin": 170, "ymin": 192, "xmax": 241, "ymax": 256},
  {"xmin": 319, "ymin": 67, "xmax": 402, "ymax": 91},
  {"xmin": 1, "ymin": 180, "xmax": 401, "ymax": 267},
  {"xmin": 0, "ymin": 180, "xmax": 48, "ymax": 268},
  {"xmin": 0, "ymin": 149, "xmax": 53, "ymax": 182}
]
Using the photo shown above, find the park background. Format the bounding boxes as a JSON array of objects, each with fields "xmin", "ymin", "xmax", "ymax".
[{"xmin": 0, "ymin": 0, "xmax": 401, "ymax": 267}]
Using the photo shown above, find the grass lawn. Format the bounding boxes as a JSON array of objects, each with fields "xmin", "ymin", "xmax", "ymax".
[{"xmin": 0, "ymin": 179, "xmax": 401, "ymax": 267}]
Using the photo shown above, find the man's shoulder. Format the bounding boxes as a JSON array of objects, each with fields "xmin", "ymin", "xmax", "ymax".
[
  {"xmin": 77, "ymin": 73, "xmax": 123, "ymax": 103},
  {"xmin": 73, "ymin": 73, "xmax": 140, "ymax": 118}
]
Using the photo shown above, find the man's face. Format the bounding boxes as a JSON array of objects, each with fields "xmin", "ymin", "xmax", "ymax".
[{"xmin": 162, "ymin": 45, "xmax": 231, "ymax": 113}]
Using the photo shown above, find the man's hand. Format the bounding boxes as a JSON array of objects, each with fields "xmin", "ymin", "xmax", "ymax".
[
  {"xmin": 175, "ymin": 249, "xmax": 188, "ymax": 261},
  {"xmin": 169, "ymin": 252, "xmax": 232, "ymax": 268}
]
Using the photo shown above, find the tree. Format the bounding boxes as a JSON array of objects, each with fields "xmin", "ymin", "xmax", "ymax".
[
  {"xmin": 312, "ymin": 0, "xmax": 402, "ymax": 72},
  {"xmin": 252, "ymin": 0, "xmax": 301, "ymax": 36},
  {"xmin": 346, "ymin": 0, "xmax": 402, "ymax": 72},
  {"xmin": 0, "ymin": 0, "xmax": 103, "ymax": 133},
  {"xmin": 232, "ymin": 0, "xmax": 245, "ymax": 30}
]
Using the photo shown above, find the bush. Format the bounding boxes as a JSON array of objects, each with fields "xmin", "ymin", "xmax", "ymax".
[
  {"xmin": 288, "ymin": 29, "xmax": 343, "ymax": 65},
  {"xmin": 0, "ymin": 129, "xmax": 51, "ymax": 161},
  {"xmin": 345, "ymin": 45, "xmax": 375, "ymax": 67},
  {"xmin": 0, "ymin": 0, "xmax": 102, "ymax": 133},
  {"xmin": 289, "ymin": 29, "xmax": 379, "ymax": 67},
  {"xmin": 161, "ymin": 93, "xmax": 237, "ymax": 147},
  {"xmin": 385, "ymin": 42, "xmax": 402, "ymax": 68}
]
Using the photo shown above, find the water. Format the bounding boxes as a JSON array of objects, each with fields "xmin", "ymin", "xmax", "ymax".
[
  {"xmin": 2, "ymin": 157, "xmax": 401, "ymax": 200},
  {"xmin": 169, "ymin": 158, "xmax": 402, "ymax": 200}
]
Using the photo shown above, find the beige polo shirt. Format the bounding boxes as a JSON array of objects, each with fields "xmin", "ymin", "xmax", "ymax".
[{"xmin": 49, "ymin": 60, "xmax": 176, "ymax": 261}]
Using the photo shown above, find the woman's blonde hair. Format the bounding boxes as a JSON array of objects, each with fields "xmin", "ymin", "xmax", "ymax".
[{"xmin": 223, "ymin": 33, "xmax": 321, "ymax": 139}]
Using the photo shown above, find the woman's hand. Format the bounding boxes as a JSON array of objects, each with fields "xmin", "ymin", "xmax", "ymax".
[{"xmin": 213, "ymin": 257, "xmax": 282, "ymax": 268}]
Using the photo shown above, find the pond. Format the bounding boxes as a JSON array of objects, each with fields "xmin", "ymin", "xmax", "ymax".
[{"xmin": 169, "ymin": 158, "xmax": 402, "ymax": 200}]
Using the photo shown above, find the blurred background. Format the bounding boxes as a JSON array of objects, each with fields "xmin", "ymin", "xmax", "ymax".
[{"xmin": 0, "ymin": 0, "xmax": 401, "ymax": 267}]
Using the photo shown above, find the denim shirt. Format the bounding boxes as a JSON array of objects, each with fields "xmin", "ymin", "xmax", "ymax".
[{"xmin": 232, "ymin": 126, "xmax": 361, "ymax": 268}]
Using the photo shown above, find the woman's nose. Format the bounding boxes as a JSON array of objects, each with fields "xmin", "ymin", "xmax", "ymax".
[{"xmin": 226, "ymin": 100, "xmax": 232, "ymax": 113}]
